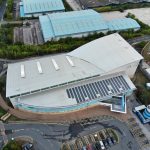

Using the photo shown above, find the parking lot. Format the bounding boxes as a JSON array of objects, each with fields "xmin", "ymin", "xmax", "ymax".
[
  {"xmin": 101, "ymin": 8, "xmax": 150, "ymax": 26},
  {"xmin": 14, "ymin": 20, "xmax": 44, "ymax": 45},
  {"xmin": 127, "ymin": 118, "xmax": 150, "ymax": 150},
  {"xmin": 3, "ymin": 116, "xmax": 141, "ymax": 150},
  {"xmin": 62, "ymin": 128, "xmax": 119, "ymax": 150}
]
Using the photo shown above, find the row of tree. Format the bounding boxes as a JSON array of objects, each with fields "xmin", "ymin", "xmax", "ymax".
[
  {"xmin": 0, "ymin": 32, "xmax": 106, "ymax": 59},
  {"xmin": 0, "ymin": 12, "xmax": 150, "ymax": 59},
  {"xmin": 95, "ymin": 2, "xmax": 150, "ymax": 13},
  {"xmin": 4, "ymin": 0, "xmax": 13, "ymax": 20}
]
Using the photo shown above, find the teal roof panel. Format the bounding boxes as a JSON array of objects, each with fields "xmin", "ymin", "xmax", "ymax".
[
  {"xmin": 39, "ymin": 15, "xmax": 54, "ymax": 41},
  {"xmin": 21, "ymin": 0, "xmax": 65, "ymax": 15},
  {"xmin": 107, "ymin": 18, "xmax": 140, "ymax": 31},
  {"xmin": 40, "ymin": 10, "xmax": 108, "ymax": 41},
  {"xmin": 39, "ymin": 10, "xmax": 141, "ymax": 42}
]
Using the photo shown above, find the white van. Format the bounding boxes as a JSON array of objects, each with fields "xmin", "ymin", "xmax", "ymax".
[{"xmin": 99, "ymin": 140, "xmax": 105, "ymax": 150}]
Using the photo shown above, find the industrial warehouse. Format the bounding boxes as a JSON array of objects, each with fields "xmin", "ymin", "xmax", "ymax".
[
  {"xmin": 6, "ymin": 33, "xmax": 143, "ymax": 113},
  {"xmin": 20, "ymin": 0, "xmax": 65, "ymax": 17},
  {"xmin": 39, "ymin": 9, "xmax": 140, "ymax": 42}
]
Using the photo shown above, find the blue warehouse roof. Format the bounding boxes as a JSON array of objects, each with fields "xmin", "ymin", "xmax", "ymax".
[
  {"xmin": 20, "ymin": 0, "xmax": 65, "ymax": 17},
  {"xmin": 39, "ymin": 10, "xmax": 141, "ymax": 42},
  {"xmin": 107, "ymin": 18, "xmax": 141, "ymax": 31},
  {"xmin": 39, "ymin": 10, "xmax": 108, "ymax": 42}
]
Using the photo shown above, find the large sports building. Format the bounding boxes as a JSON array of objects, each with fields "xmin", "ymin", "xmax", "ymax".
[
  {"xmin": 39, "ymin": 9, "xmax": 140, "ymax": 42},
  {"xmin": 6, "ymin": 33, "xmax": 143, "ymax": 113},
  {"xmin": 20, "ymin": 0, "xmax": 65, "ymax": 17}
]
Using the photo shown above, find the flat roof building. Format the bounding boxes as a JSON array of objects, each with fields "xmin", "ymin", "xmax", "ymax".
[
  {"xmin": 39, "ymin": 9, "xmax": 140, "ymax": 42},
  {"xmin": 6, "ymin": 33, "xmax": 143, "ymax": 113},
  {"xmin": 20, "ymin": 0, "xmax": 65, "ymax": 17}
]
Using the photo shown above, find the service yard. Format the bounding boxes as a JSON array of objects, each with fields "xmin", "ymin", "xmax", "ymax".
[{"xmin": 101, "ymin": 8, "xmax": 150, "ymax": 26}]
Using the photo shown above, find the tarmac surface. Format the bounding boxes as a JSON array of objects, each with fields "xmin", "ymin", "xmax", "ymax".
[{"xmin": 0, "ymin": 118, "xmax": 140, "ymax": 150}]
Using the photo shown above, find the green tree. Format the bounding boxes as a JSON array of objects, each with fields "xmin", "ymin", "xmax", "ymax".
[{"xmin": 3, "ymin": 140, "xmax": 22, "ymax": 150}]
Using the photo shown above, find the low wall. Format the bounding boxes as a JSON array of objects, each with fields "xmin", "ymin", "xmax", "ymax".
[{"xmin": 15, "ymin": 91, "xmax": 132, "ymax": 113}]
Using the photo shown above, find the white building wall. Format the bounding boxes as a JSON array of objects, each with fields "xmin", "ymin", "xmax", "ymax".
[
  {"xmin": 51, "ymin": 30, "xmax": 108, "ymax": 41},
  {"xmin": 104, "ymin": 60, "xmax": 141, "ymax": 78},
  {"xmin": 10, "ymin": 98, "xmax": 18, "ymax": 108}
]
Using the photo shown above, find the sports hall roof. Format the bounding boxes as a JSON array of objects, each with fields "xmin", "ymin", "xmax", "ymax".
[
  {"xmin": 6, "ymin": 54, "xmax": 103, "ymax": 97},
  {"xmin": 20, "ymin": 0, "xmax": 65, "ymax": 16},
  {"xmin": 6, "ymin": 33, "xmax": 143, "ymax": 97},
  {"xmin": 39, "ymin": 9, "xmax": 141, "ymax": 42},
  {"xmin": 69, "ymin": 33, "xmax": 143, "ymax": 73}
]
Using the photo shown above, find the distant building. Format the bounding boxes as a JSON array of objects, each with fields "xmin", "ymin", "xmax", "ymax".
[
  {"xmin": 78, "ymin": 0, "xmax": 150, "ymax": 8},
  {"xmin": 6, "ymin": 33, "xmax": 143, "ymax": 113},
  {"xmin": 20, "ymin": 0, "xmax": 65, "ymax": 17},
  {"xmin": 39, "ymin": 9, "xmax": 140, "ymax": 42},
  {"xmin": 134, "ymin": 105, "xmax": 150, "ymax": 124}
]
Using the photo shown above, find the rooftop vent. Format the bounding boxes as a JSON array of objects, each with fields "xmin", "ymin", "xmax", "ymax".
[
  {"xmin": 36, "ymin": 61, "xmax": 43, "ymax": 74},
  {"xmin": 66, "ymin": 56, "xmax": 75, "ymax": 67},
  {"xmin": 21, "ymin": 64, "xmax": 25, "ymax": 78},
  {"xmin": 51, "ymin": 58, "xmax": 59, "ymax": 71}
]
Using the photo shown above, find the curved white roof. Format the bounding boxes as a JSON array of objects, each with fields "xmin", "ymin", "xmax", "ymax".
[
  {"xmin": 6, "ymin": 33, "xmax": 143, "ymax": 97},
  {"xmin": 69, "ymin": 33, "xmax": 143, "ymax": 73},
  {"xmin": 6, "ymin": 54, "xmax": 102, "ymax": 97}
]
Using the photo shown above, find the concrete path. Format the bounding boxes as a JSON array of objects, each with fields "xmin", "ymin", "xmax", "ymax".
[
  {"xmin": 128, "ymin": 35, "xmax": 150, "ymax": 45},
  {"xmin": 0, "ymin": 95, "xmax": 130, "ymax": 123},
  {"xmin": 0, "ymin": 121, "xmax": 8, "ymax": 144}
]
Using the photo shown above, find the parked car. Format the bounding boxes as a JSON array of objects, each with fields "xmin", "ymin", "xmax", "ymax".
[
  {"xmin": 106, "ymin": 137, "xmax": 113, "ymax": 146},
  {"xmin": 110, "ymin": 136, "xmax": 116, "ymax": 144},
  {"xmin": 99, "ymin": 140, "xmax": 105, "ymax": 150},
  {"xmin": 86, "ymin": 144, "xmax": 93, "ymax": 150},
  {"xmin": 95, "ymin": 142, "xmax": 101, "ymax": 150},
  {"xmin": 102, "ymin": 139, "xmax": 109, "ymax": 149}
]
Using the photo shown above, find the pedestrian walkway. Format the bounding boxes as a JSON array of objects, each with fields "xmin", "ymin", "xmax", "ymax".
[
  {"xmin": 0, "ymin": 121, "xmax": 8, "ymax": 144},
  {"xmin": 128, "ymin": 35, "xmax": 150, "ymax": 45},
  {"xmin": 0, "ymin": 95, "xmax": 130, "ymax": 123}
]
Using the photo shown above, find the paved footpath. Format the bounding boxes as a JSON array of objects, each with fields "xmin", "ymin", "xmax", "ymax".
[
  {"xmin": 0, "ymin": 121, "xmax": 8, "ymax": 144},
  {"xmin": 0, "ymin": 95, "xmax": 131, "ymax": 123}
]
